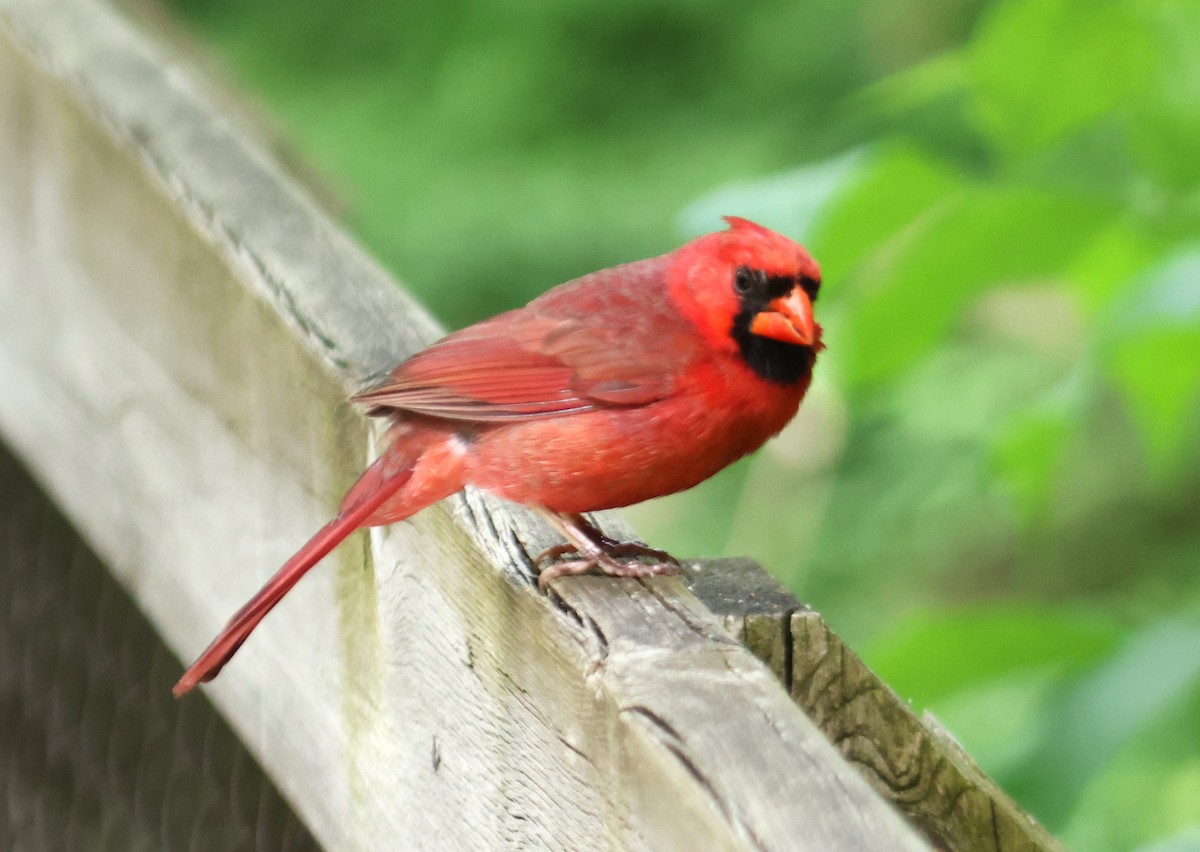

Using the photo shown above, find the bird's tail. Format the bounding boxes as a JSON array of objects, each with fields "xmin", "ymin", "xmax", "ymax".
[{"xmin": 172, "ymin": 437, "xmax": 420, "ymax": 697}]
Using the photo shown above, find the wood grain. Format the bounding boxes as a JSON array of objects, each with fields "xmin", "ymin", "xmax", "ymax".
[{"xmin": 687, "ymin": 559, "xmax": 1063, "ymax": 852}]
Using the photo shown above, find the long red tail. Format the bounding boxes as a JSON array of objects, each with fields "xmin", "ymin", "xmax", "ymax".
[{"xmin": 173, "ymin": 448, "xmax": 415, "ymax": 696}]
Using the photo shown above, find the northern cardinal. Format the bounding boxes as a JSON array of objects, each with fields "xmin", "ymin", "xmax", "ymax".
[{"xmin": 174, "ymin": 217, "xmax": 822, "ymax": 696}]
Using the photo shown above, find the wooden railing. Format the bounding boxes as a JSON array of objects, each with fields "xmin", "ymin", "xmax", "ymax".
[{"xmin": 0, "ymin": 1, "xmax": 1059, "ymax": 849}]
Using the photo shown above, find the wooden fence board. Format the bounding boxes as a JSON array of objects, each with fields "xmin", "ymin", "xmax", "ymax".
[{"xmin": 689, "ymin": 560, "xmax": 1063, "ymax": 851}]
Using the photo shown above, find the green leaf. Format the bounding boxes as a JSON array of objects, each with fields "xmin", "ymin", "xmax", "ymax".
[
  {"xmin": 967, "ymin": 0, "xmax": 1157, "ymax": 156},
  {"xmin": 1066, "ymin": 222, "xmax": 1171, "ymax": 316},
  {"xmin": 854, "ymin": 52, "xmax": 969, "ymax": 117},
  {"xmin": 864, "ymin": 604, "xmax": 1123, "ymax": 706},
  {"xmin": 1062, "ymin": 687, "xmax": 1200, "ymax": 851},
  {"xmin": 991, "ymin": 393, "xmax": 1079, "ymax": 524},
  {"xmin": 808, "ymin": 146, "xmax": 962, "ymax": 280},
  {"xmin": 1127, "ymin": 0, "xmax": 1200, "ymax": 194},
  {"xmin": 677, "ymin": 149, "xmax": 869, "ymax": 244},
  {"xmin": 1102, "ymin": 248, "xmax": 1200, "ymax": 474},
  {"xmin": 1006, "ymin": 617, "xmax": 1200, "ymax": 829},
  {"xmin": 1109, "ymin": 326, "xmax": 1200, "ymax": 474},
  {"xmin": 835, "ymin": 184, "xmax": 1116, "ymax": 389}
]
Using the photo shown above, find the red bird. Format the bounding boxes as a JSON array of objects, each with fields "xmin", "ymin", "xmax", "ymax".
[{"xmin": 174, "ymin": 217, "xmax": 822, "ymax": 696}]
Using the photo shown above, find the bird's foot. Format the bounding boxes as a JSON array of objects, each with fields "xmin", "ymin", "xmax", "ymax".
[
  {"xmin": 536, "ymin": 551, "xmax": 681, "ymax": 592},
  {"xmin": 532, "ymin": 509, "xmax": 683, "ymax": 591},
  {"xmin": 535, "ymin": 537, "xmax": 679, "ymax": 567}
]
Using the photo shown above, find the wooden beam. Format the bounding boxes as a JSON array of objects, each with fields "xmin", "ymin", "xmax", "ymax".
[{"xmin": 688, "ymin": 559, "xmax": 1063, "ymax": 852}]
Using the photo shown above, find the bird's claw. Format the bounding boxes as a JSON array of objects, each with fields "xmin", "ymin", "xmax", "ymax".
[
  {"xmin": 535, "ymin": 540, "xmax": 682, "ymax": 592},
  {"xmin": 536, "ymin": 556, "xmax": 682, "ymax": 592},
  {"xmin": 535, "ymin": 537, "xmax": 680, "ymax": 567}
]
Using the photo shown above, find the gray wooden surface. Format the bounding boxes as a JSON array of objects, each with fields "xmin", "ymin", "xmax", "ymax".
[{"xmin": 0, "ymin": 1, "xmax": 932, "ymax": 849}]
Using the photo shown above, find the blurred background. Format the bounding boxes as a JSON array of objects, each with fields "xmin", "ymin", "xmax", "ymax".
[{"xmin": 147, "ymin": 0, "xmax": 1199, "ymax": 847}]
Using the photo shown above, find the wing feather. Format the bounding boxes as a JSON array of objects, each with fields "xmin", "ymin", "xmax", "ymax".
[{"xmin": 351, "ymin": 255, "xmax": 700, "ymax": 422}]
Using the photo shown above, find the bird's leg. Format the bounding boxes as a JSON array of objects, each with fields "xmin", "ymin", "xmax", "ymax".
[
  {"xmin": 537, "ymin": 513, "xmax": 678, "ymax": 564},
  {"xmin": 533, "ymin": 510, "xmax": 681, "ymax": 591},
  {"xmin": 535, "ymin": 512, "xmax": 678, "ymax": 563}
]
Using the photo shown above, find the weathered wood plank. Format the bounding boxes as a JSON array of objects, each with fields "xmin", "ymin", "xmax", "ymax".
[
  {"xmin": 0, "ymin": 1, "xmax": 930, "ymax": 849},
  {"xmin": 792, "ymin": 612, "xmax": 1063, "ymax": 852},
  {"xmin": 686, "ymin": 559, "xmax": 1063, "ymax": 852},
  {"xmin": 684, "ymin": 557, "xmax": 807, "ymax": 689}
]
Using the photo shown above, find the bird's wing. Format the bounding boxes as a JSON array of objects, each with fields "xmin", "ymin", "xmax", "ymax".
[{"xmin": 351, "ymin": 256, "xmax": 701, "ymax": 422}]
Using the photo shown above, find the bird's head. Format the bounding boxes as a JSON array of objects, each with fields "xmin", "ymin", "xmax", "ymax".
[{"xmin": 669, "ymin": 216, "xmax": 823, "ymax": 384}]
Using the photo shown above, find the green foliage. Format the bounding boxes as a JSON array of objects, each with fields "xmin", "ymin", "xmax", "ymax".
[
  {"xmin": 968, "ymin": 0, "xmax": 1156, "ymax": 156},
  {"xmin": 160, "ymin": 0, "xmax": 887, "ymax": 326},
  {"xmin": 796, "ymin": 1, "xmax": 1200, "ymax": 845},
  {"xmin": 826, "ymin": 165, "xmax": 1118, "ymax": 388},
  {"xmin": 159, "ymin": 0, "xmax": 1200, "ymax": 845}
]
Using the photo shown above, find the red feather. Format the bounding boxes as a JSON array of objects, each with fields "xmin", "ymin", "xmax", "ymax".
[
  {"xmin": 175, "ymin": 219, "xmax": 822, "ymax": 695},
  {"xmin": 351, "ymin": 255, "xmax": 699, "ymax": 420}
]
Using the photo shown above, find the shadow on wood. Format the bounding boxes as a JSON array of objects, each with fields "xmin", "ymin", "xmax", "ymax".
[{"xmin": 0, "ymin": 441, "xmax": 319, "ymax": 851}]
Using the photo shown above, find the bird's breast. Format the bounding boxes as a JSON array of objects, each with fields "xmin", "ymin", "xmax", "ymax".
[{"xmin": 463, "ymin": 358, "xmax": 809, "ymax": 513}]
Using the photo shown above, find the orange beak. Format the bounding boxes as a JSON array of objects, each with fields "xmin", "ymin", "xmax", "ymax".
[{"xmin": 748, "ymin": 288, "xmax": 815, "ymax": 346}]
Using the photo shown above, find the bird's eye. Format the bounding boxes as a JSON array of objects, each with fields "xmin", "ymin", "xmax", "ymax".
[{"xmin": 734, "ymin": 267, "xmax": 754, "ymax": 294}]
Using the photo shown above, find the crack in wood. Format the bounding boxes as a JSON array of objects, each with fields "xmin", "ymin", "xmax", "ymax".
[{"xmin": 621, "ymin": 705, "xmax": 769, "ymax": 852}]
